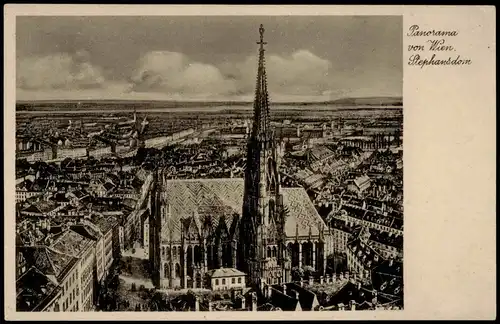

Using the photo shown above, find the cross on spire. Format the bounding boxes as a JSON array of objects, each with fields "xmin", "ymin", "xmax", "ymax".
[{"xmin": 257, "ymin": 24, "xmax": 267, "ymax": 49}]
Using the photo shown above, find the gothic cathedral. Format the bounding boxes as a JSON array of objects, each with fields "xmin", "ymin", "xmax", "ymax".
[{"xmin": 239, "ymin": 24, "xmax": 291, "ymax": 289}]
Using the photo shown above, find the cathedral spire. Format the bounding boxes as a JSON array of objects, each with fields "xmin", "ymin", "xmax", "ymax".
[{"xmin": 252, "ymin": 24, "xmax": 270, "ymax": 140}]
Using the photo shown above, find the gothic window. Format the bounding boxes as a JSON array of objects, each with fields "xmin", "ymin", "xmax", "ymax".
[
  {"xmin": 269, "ymin": 199, "xmax": 275, "ymax": 219},
  {"xmin": 267, "ymin": 158, "xmax": 277, "ymax": 192},
  {"xmin": 194, "ymin": 245, "xmax": 201, "ymax": 264},
  {"xmin": 267, "ymin": 247, "xmax": 271, "ymax": 258},
  {"xmin": 187, "ymin": 246, "xmax": 193, "ymax": 263},
  {"xmin": 175, "ymin": 263, "xmax": 181, "ymax": 278},
  {"xmin": 223, "ymin": 244, "xmax": 232, "ymax": 268},
  {"xmin": 163, "ymin": 263, "xmax": 169, "ymax": 278}
]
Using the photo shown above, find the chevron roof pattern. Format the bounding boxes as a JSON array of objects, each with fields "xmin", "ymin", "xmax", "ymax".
[{"xmin": 160, "ymin": 178, "xmax": 326, "ymax": 242}]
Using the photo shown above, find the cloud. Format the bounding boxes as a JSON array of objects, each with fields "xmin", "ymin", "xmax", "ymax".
[
  {"xmin": 17, "ymin": 51, "xmax": 106, "ymax": 91},
  {"xmin": 220, "ymin": 50, "xmax": 333, "ymax": 97},
  {"xmin": 16, "ymin": 49, "xmax": 400, "ymax": 102},
  {"xmin": 129, "ymin": 51, "xmax": 238, "ymax": 97},
  {"xmin": 128, "ymin": 49, "xmax": 333, "ymax": 99}
]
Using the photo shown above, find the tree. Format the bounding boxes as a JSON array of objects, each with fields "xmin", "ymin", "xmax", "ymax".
[{"xmin": 291, "ymin": 266, "xmax": 304, "ymax": 281}]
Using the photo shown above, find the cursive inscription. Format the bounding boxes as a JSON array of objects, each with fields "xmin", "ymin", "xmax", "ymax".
[
  {"xmin": 407, "ymin": 24, "xmax": 459, "ymax": 37},
  {"xmin": 406, "ymin": 25, "xmax": 471, "ymax": 68}
]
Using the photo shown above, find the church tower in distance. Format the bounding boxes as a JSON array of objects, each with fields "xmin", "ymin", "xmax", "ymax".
[{"xmin": 239, "ymin": 24, "xmax": 289, "ymax": 292}]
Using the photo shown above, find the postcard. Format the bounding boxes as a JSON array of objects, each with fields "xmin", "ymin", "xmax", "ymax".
[{"xmin": 4, "ymin": 5, "xmax": 496, "ymax": 321}]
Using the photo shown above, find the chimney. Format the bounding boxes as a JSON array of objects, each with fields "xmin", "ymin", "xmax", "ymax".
[
  {"xmin": 339, "ymin": 273, "xmax": 344, "ymax": 281},
  {"xmin": 345, "ymin": 272, "xmax": 350, "ymax": 281},
  {"xmin": 357, "ymin": 282, "xmax": 361, "ymax": 290},
  {"xmin": 350, "ymin": 300, "xmax": 356, "ymax": 311},
  {"xmin": 309, "ymin": 276, "xmax": 313, "ymax": 285},
  {"xmin": 300, "ymin": 278, "xmax": 304, "ymax": 287},
  {"xmin": 338, "ymin": 303, "xmax": 345, "ymax": 311},
  {"xmin": 319, "ymin": 276, "xmax": 324, "ymax": 284},
  {"xmin": 389, "ymin": 259, "xmax": 394, "ymax": 267},
  {"xmin": 325, "ymin": 274, "xmax": 330, "ymax": 283},
  {"xmin": 282, "ymin": 284, "xmax": 287, "ymax": 296},
  {"xmin": 332, "ymin": 273, "xmax": 337, "ymax": 282},
  {"xmin": 208, "ymin": 301, "xmax": 213, "ymax": 312},
  {"xmin": 267, "ymin": 284, "xmax": 272, "ymax": 298},
  {"xmin": 195, "ymin": 296, "xmax": 200, "ymax": 312}
]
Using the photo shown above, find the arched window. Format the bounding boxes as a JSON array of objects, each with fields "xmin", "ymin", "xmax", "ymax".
[
  {"xmin": 272, "ymin": 246, "xmax": 277, "ymax": 258},
  {"xmin": 164, "ymin": 263, "xmax": 169, "ymax": 278},
  {"xmin": 268, "ymin": 158, "xmax": 276, "ymax": 192},
  {"xmin": 175, "ymin": 263, "xmax": 181, "ymax": 278},
  {"xmin": 194, "ymin": 245, "xmax": 201, "ymax": 264},
  {"xmin": 269, "ymin": 199, "xmax": 275, "ymax": 218},
  {"xmin": 267, "ymin": 247, "xmax": 271, "ymax": 258},
  {"xmin": 166, "ymin": 247, "xmax": 170, "ymax": 259}
]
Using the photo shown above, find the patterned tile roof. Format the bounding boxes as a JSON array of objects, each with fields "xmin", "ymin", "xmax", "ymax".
[
  {"xmin": 161, "ymin": 178, "xmax": 326, "ymax": 242},
  {"xmin": 282, "ymin": 188, "xmax": 324, "ymax": 237}
]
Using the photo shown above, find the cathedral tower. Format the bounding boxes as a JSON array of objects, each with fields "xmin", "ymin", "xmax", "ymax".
[{"xmin": 239, "ymin": 25, "xmax": 288, "ymax": 291}]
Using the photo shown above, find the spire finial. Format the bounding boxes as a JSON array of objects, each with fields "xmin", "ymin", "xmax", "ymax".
[{"xmin": 257, "ymin": 24, "xmax": 267, "ymax": 48}]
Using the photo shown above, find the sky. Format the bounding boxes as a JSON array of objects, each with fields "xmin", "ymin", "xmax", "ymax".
[{"xmin": 16, "ymin": 16, "xmax": 402, "ymax": 102}]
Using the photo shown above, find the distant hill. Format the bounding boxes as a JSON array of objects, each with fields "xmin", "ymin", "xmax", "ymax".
[
  {"xmin": 327, "ymin": 96, "xmax": 403, "ymax": 106},
  {"xmin": 16, "ymin": 96, "xmax": 403, "ymax": 111}
]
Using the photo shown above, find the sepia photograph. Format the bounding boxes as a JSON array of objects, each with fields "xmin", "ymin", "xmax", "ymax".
[
  {"xmin": 5, "ymin": 4, "xmax": 498, "ymax": 321},
  {"xmin": 12, "ymin": 15, "xmax": 405, "ymax": 313},
  {"xmin": 15, "ymin": 16, "xmax": 404, "ymax": 312}
]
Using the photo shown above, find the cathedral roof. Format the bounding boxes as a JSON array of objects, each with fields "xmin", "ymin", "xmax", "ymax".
[
  {"xmin": 160, "ymin": 178, "xmax": 326, "ymax": 242},
  {"xmin": 161, "ymin": 179, "xmax": 243, "ymax": 242},
  {"xmin": 282, "ymin": 188, "xmax": 324, "ymax": 237}
]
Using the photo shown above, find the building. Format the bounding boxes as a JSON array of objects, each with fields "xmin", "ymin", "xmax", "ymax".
[
  {"xmin": 349, "ymin": 175, "xmax": 371, "ymax": 195},
  {"xmin": 149, "ymin": 25, "xmax": 331, "ymax": 294},
  {"xmin": 16, "ymin": 267, "xmax": 63, "ymax": 312},
  {"xmin": 345, "ymin": 229, "xmax": 384, "ymax": 282},
  {"xmin": 88, "ymin": 146, "xmax": 112, "ymax": 159},
  {"xmin": 92, "ymin": 215, "xmax": 120, "ymax": 276},
  {"xmin": 207, "ymin": 267, "xmax": 246, "ymax": 291},
  {"xmin": 17, "ymin": 246, "xmax": 80, "ymax": 312},
  {"xmin": 56, "ymin": 146, "xmax": 88, "ymax": 160},
  {"xmin": 49, "ymin": 229, "xmax": 97, "ymax": 311}
]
